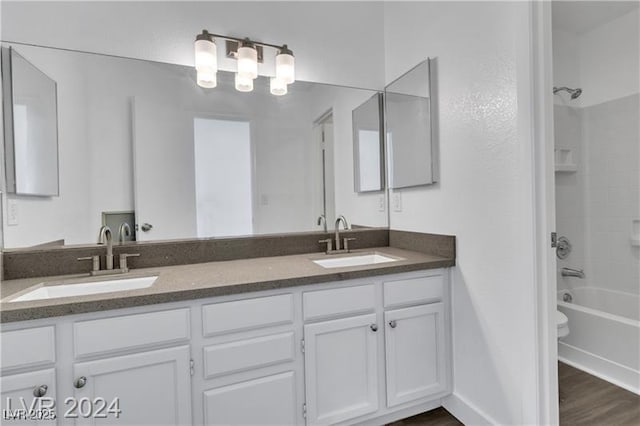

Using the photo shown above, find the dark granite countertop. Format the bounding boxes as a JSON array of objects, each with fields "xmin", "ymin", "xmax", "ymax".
[{"xmin": 0, "ymin": 247, "xmax": 454, "ymax": 323}]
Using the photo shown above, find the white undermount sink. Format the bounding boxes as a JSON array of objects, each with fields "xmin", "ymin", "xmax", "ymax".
[
  {"xmin": 313, "ymin": 253, "xmax": 401, "ymax": 269},
  {"xmin": 9, "ymin": 276, "xmax": 158, "ymax": 303}
]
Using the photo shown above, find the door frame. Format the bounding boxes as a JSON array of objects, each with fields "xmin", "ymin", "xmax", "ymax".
[{"xmin": 528, "ymin": 1, "xmax": 560, "ymax": 424}]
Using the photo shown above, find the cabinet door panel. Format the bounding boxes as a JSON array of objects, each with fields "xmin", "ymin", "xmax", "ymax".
[
  {"xmin": 203, "ymin": 371, "xmax": 296, "ymax": 425},
  {"xmin": 73, "ymin": 346, "xmax": 191, "ymax": 425},
  {"xmin": 1, "ymin": 369, "xmax": 56, "ymax": 425},
  {"xmin": 304, "ymin": 313, "xmax": 379, "ymax": 425},
  {"xmin": 385, "ymin": 303, "xmax": 446, "ymax": 407}
]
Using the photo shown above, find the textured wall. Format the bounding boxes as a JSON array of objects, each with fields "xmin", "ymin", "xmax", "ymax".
[{"xmin": 384, "ymin": 2, "xmax": 538, "ymax": 424}]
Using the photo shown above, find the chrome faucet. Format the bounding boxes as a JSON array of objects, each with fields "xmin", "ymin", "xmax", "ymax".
[
  {"xmin": 98, "ymin": 225, "xmax": 114, "ymax": 270},
  {"xmin": 118, "ymin": 222, "xmax": 131, "ymax": 244},
  {"xmin": 317, "ymin": 214, "xmax": 327, "ymax": 232},
  {"xmin": 561, "ymin": 267, "xmax": 585, "ymax": 278},
  {"xmin": 334, "ymin": 215, "xmax": 349, "ymax": 251},
  {"xmin": 78, "ymin": 225, "xmax": 140, "ymax": 276}
]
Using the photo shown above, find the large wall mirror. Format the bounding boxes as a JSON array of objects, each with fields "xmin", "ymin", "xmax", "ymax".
[
  {"xmin": 0, "ymin": 42, "xmax": 388, "ymax": 249},
  {"xmin": 385, "ymin": 59, "xmax": 438, "ymax": 189},
  {"xmin": 1, "ymin": 46, "xmax": 59, "ymax": 196}
]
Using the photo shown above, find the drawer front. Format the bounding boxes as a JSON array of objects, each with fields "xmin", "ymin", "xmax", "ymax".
[
  {"xmin": 1, "ymin": 326, "xmax": 55, "ymax": 372},
  {"xmin": 383, "ymin": 274, "xmax": 444, "ymax": 308},
  {"xmin": 74, "ymin": 308, "xmax": 190, "ymax": 358},
  {"xmin": 303, "ymin": 284, "xmax": 375, "ymax": 321},
  {"xmin": 203, "ymin": 332, "xmax": 295, "ymax": 379},
  {"xmin": 202, "ymin": 294, "xmax": 293, "ymax": 337}
]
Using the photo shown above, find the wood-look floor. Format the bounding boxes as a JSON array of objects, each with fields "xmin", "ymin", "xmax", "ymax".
[
  {"xmin": 559, "ymin": 362, "xmax": 640, "ymax": 426},
  {"xmin": 388, "ymin": 408, "xmax": 462, "ymax": 426},
  {"xmin": 390, "ymin": 362, "xmax": 640, "ymax": 425}
]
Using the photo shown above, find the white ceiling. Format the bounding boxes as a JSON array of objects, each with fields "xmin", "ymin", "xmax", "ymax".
[{"xmin": 552, "ymin": 0, "xmax": 639, "ymax": 34}]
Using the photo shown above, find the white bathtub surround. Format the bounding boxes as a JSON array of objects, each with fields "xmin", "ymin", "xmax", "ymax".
[
  {"xmin": 558, "ymin": 288, "xmax": 640, "ymax": 394},
  {"xmin": 553, "ymin": 6, "xmax": 640, "ymax": 297}
]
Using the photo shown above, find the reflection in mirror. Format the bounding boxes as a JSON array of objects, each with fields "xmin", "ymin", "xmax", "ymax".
[
  {"xmin": 352, "ymin": 93, "xmax": 384, "ymax": 193},
  {"xmin": 1, "ymin": 46, "xmax": 59, "ymax": 196},
  {"xmin": 385, "ymin": 59, "xmax": 438, "ymax": 189},
  {"xmin": 0, "ymin": 43, "xmax": 388, "ymax": 249}
]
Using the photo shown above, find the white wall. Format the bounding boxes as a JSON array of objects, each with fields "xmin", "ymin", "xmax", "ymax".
[
  {"xmin": 0, "ymin": 1, "xmax": 385, "ymax": 90},
  {"xmin": 553, "ymin": 8, "xmax": 639, "ymax": 107},
  {"xmin": 384, "ymin": 2, "xmax": 538, "ymax": 424},
  {"xmin": 577, "ymin": 9, "xmax": 639, "ymax": 107},
  {"xmin": 552, "ymin": 28, "xmax": 581, "ymax": 107}
]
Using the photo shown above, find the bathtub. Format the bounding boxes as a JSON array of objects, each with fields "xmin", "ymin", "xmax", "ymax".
[{"xmin": 558, "ymin": 287, "xmax": 640, "ymax": 394}]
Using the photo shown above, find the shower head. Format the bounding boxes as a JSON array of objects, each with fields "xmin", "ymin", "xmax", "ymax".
[{"xmin": 553, "ymin": 86, "xmax": 582, "ymax": 99}]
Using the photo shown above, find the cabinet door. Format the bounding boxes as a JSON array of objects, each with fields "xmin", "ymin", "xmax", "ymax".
[
  {"xmin": 73, "ymin": 346, "xmax": 191, "ymax": 425},
  {"xmin": 385, "ymin": 303, "xmax": 446, "ymax": 407},
  {"xmin": 204, "ymin": 371, "xmax": 297, "ymax": 425},
  {"xmin": 1, "ymin": 369, "xmax": 56, "ymax": 425},
  {"xmin": 304, "ymin": 313, "xmax": 379, "ymax": 425}
]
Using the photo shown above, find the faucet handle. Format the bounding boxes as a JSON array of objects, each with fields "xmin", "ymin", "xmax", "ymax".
[
  {"xmin": 78, "ymin": 256, "xmax": 100, "ymax": 272},
  {"xmin": 343, "ymin": 237, "xmax": 356, "ymax": 252},
  {"xmin": 318, "ymin": 238, "xmax": 333, "ymax": 254},
  {"xmin": 119, "ymin": 253, "xmax": 140, "ymax": 272}
]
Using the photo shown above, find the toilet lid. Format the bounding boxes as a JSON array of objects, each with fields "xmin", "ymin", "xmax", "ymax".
[{"xmin": 556, "ymin": 310, "xmax": 568, "ymax": 327}]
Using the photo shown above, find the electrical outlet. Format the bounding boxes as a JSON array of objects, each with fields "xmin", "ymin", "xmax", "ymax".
[
  {"xmin": 7, "ymin": 199, "xmax": 18, "ymax": 226},
  {"xmin": 378, "ymin": 195, "xmax": 385, "ymax": 212},
  {"xmin": 393, "ymin": 192, "xmax": 402, "ymax": 212}
]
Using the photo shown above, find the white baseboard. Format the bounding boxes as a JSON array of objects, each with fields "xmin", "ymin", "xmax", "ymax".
[
  {"xmin": 442, "ymin": 393, "xmax": 496, "ymax": 425},
  {"xmin": 559, "ymin": 342, "xmax": 640, "ymax": 395}
]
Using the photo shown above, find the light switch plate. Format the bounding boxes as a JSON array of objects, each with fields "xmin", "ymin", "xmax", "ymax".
[
  {"xmin": 378, "ymin": 195, "xmax": 385, "ymax": 212},
  {"xmin": 7, "ymin": 199, "xmax": 18, "ymax": 226},
  {"xmin": 393, "ymin": 192, "xmax": 402, "ymax": 212}
]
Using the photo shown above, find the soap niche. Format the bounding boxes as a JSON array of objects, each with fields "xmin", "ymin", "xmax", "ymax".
[{"xmin": 554, "ymin": 148, "xmax": 577, "ymax": 173}]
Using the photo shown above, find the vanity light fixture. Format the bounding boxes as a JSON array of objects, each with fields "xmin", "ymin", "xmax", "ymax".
[
  {"xmin": 270, "ymin": 77, "xmax": 287, "ymax": 96},
  {"xmin": 194, "ymin": 30, "xmax": 217, "ymax": 88},
  {"xmin": 235, "ymin": 73, "xmax": 254, "ymax": 92},
  {"xmin": 194, "ymin": 30, "xmax": 294, "ymax": 94}
]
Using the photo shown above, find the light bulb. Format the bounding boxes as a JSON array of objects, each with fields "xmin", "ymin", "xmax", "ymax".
[
  {"xmin": 270, "ymin": 77, "xmax": 287, "ymax": 96},
  {"xmin": 194, "ymin": 31, "xmax": 217, "ymax": 72},
  {"xmin": 276, "ymin": 46, "xmax": 295, "ymax": 84},
  {"xmin": 197, "ymin": 69, "xmax": 217, "ymax": 88},
  {"xmin": 235, "ymin": 73, "xmax": 254, "ymax": 92},
  {"xmin": 237, "ymin": 43, "xmax": 258, "ymax": 80}
]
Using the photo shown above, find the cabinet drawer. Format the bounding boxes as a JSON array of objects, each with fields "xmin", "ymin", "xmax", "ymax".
[
  {"xmin": 73, "ymin": 308, "xmax": 190, "ymax": 358},
  {"xmin": 383, "ymin": 274, "xmax": 443, "ymax": 308},
  {"xmin": 303, "ymin": 284, "xmax": 375, "ymax": 321},
  {"xmin": 204, "ymin": 371, "xmax": 297, "ymax": 426},
  {"xmin": 203, "ymin": 332, "xmax": 295, "ymax": 379},
  {"xmin": 1, "ymin": 326, "xmax": 55, "ymax": 372},
  {"xmin": 202, "ymin": 294, "xmax": 293, "ymax": 337}
]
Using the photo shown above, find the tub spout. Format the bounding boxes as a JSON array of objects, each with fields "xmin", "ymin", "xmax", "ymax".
[{"xmin": 561, "ymin": 267, "xmax": 585, "ymax": 278}]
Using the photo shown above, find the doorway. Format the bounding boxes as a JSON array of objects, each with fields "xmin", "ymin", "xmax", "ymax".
[
  {"xmin": 312, "ymin": 111, "xmax": 336, "ymax": 229},
  {"xmin": 193, "ymin": 117, "xmax": 254, "ymax": 237}
]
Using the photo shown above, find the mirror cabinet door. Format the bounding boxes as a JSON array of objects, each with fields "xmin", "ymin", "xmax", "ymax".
[
  {"xmin": 2, "ymin": 46, "xmax": 59, "ymax": 196},
  {"xmin": 385, "ymin": 59, "xmax": 438, "ymax": 189},
  {"xmin": 352, "ymin": 93, "xmax": 385, "ymax": 193}
]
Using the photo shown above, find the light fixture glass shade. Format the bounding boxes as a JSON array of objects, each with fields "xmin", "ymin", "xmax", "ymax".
[
  {"xmin": 194, "ymin": 39, "xmax": 217, "ymax": 72},
  {"xmin": 237, "ymin": 45, "xmax": 258, "ymax": 79},
  {"xmin": 235, "ymin": 74, "xmax": 254, "ymax": 92},
  {"xmin": 197, "ymin": 69, "xmax": 217, "ymax": 88},
  {"xmin": 276, "ymin": 50, "xmax": 295, "ymax": 84},
  {"xmin": 270, "ymin": 77, "xmax": 287, "ymax": 96}
]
